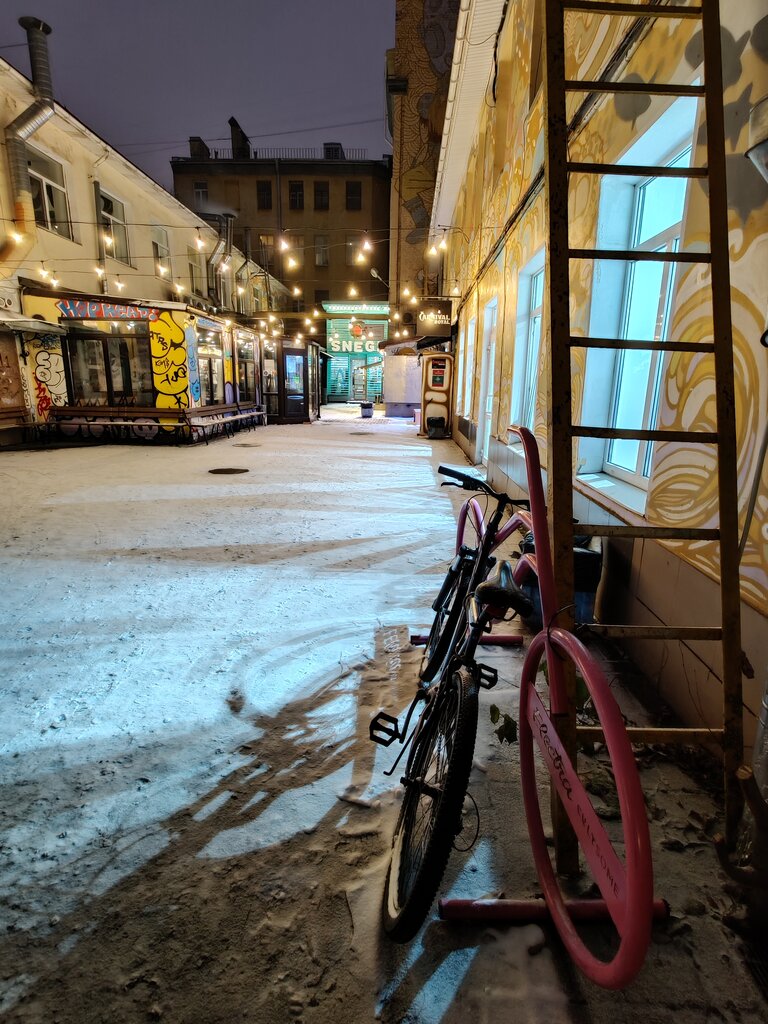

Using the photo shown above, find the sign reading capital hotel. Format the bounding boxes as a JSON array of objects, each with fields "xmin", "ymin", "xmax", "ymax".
[{"xmin": 416, "ymin": 300, "xmax": 452, "ymax": 337}]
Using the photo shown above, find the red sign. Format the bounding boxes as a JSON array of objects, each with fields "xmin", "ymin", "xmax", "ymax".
[{"xmin": 56, "ymin": 299, "xmax": 160, "ymax": 321}]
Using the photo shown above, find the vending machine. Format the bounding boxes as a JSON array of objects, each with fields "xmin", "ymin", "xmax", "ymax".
[{"xmin": 419, "ymin": 353, "xmax": 454, "ymax": 438}]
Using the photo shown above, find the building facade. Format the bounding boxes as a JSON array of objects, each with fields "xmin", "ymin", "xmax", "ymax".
[
  {"xmin": 171, "ymin": 126, "xmax": 392, "ymax": 402},
  {"xmin": 0, "ymin": 20, "xmax": 287, "ymax": 443},
  {"xmin": 425, "ymin": 0, "xmax": 768, "ymax": 745}
]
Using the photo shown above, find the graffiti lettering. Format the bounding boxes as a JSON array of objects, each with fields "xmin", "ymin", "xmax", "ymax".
[{"xmin": 56, "ymin": 300, "xmax": 160, "ymax": 321}]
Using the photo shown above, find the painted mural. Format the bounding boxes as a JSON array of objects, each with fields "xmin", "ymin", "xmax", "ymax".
[
  {"xmin": 149, "ymin": 312, "xmax": 190, "ymax": 410},
  {"xmin": 391, "ymin": 0, "xmax": 460, "ymax": 294},
  {"xmin": 447, "ymin": 0, "xmax": 768, "ymax": 613}
]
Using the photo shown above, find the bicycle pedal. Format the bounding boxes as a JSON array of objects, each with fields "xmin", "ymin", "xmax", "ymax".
[
  {"xmin": 476, "ymin": 664, "xmax": 498, "ymax": 690},
  {"xmin": 369, "ymin": 710, "xmax": 402, "ymax": 746}
]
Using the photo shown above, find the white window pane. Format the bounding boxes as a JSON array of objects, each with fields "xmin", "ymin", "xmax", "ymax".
[{"xmin": 624, "ymin": 261, "xmax": 665, "ymax": 340}]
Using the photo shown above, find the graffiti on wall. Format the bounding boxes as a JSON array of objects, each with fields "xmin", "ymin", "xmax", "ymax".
[
  {"xmin": 149, "ymin": 312, "xmax": 190, "ymax": 409},
  {"xmin": 185, "ymin": 325, "xmax": 201, "ymax": 402},
  {"xmin": 32, "ymin": 341, "xmax": 67, "ymax": 418}
]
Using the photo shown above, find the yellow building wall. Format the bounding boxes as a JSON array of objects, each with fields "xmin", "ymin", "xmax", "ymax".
[{"xmin": 447, "ymin": 1, "xmax": 768, "ymax": 613}]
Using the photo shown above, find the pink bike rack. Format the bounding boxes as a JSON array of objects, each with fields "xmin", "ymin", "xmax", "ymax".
[{"xmin": 440, "ymin": 426, "xmax": 655, "ymax": 990}]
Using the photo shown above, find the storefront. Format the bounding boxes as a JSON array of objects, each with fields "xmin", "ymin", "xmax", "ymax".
[
  {"xmin": 322, "ymin": 302, "xmax": 388, "ymax": 403},
  {"xmin": 15, "ymin": 290, "xmax": 262, "ymax": 439}
]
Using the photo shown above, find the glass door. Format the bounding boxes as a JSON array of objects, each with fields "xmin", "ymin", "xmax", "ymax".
[
  {"xmin": 478, "ymin": 299, "xmax": 498, "ymax": 464},
  {"xmin": 283, "ymin": 349, "xmax": 306, "ymax": 420}
]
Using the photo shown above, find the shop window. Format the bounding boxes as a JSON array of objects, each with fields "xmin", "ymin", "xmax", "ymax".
[
  {"xmin": 197, "ymin": 331, "xmax": 225, "ymax": 405},
  {"xmin": 288, "ymin": 180, "xmax": 304, "ymax": 210},
  {"xmin": 152, "ymin": 226, "xmax": 171, "ymax": 279},
  {"xmin": 236, "ymin": 336, "xmax": 258, "ymax": 403},
  {"xmin": 100, "ymin": 191, "xmax": 130, "ymax": 264},
  {"xmin": 66, "ymin": 330, "xmax": 153, "ymax": 406},
  {"xmin": 257, "ymin": 180, "xmax": 272, "ymax": 210},
  {"xmin": 27, "ymin": 146, "xmax": 72, "ymax": 239},
  {"xmin": 315, "ymin": 235, "xmax": 329, "ymax": 267},
  {"xmin": 345, "ymin": 181, "xmax": 362, "ymax": 211},
  {"xmin": 314, "ymin": 181, "xmax": 329, "ymax": 211},
  {"xmin": 583, "ymin": 95, "xmax": 698, "ymax": 494},
  {"xmin": 510, "ymin": 254, "xmax": 545, "ymax": 432},
  {"xmin": 193, "ymin": 181, "xmax": 208, "ymax": 208}
]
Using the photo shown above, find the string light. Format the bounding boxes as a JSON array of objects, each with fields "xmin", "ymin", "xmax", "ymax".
[
  {"xmin": 237, "ymin": 285, "xmax": 245, "ymax": 295},
  {"xmin": 195, "ymin": 229, "xmax": 205, "ymax": 250},
  {"xmin": 287, "ymin": 256, "xmax": 298, "ymax": 269},
  {"xmin": 39, "ymin": 262, "xmax": 49, "ymax": 280},
  {"xmin": 402, "ymin": 287, "xmax": 410, "ymax": 297},
  {"xmin": 349, "ymin": 286, "xmax": 358, "ymax": 297},
  {"xmin": 175, "ymin": 282, "xmax": 184, "ymax": 294},
  {"xmin": 355, "ymin": 251, "xmax": 366, "ymax": 264},
  {"xmin": 157, "ymin": 264, "xmax": 168, "ymax": 276},
  {"xmin": 292, "ymin": 286, "xmax": 302, "ymax": 296},
  {"xmin": 103, "ymin": 234, "xmax": 114, "ymax": 248},
  {"xmin": 94, "ymin": 266, "xmax": 105, "ymax": 278},
  {"xmin": 11, "ymin": 231, "xmax": 23, "ymax": 244},
  {"xmin": 310, "ymin": 326, "xmax": 316, "ymax": 334},
  {"xmin": 409, "ymin": 295, "xmax": 417, "ymax": 305},
  {"xmin": 49, "ymin": 271, "xmax": 59, "ymax": 287},
  {"xmin": 115, "ymin": 277, "xmax": 125, "ymax": 291},
  {"xmin": 312, "ymin": 308, "xmax": 320, "ymax": 317},
  {"xmin": 392, "ymin": 311, "xmax": 401, "ymax": 321},
  {"xmin": 439, "ymin": 231, "xmax": 448, "ymax": 251},
  {"xmin": 361, "ymin": 238, "xmax": 372, "ymax": 252},
  {"xmin": 428, "ymin": 243, "xmax": 439, "ymax": 257},
  {"xmin": 451, "ymin": 283, "xmax": 460, "ymax": 296},
  {"xmin": 279, "ymin": 238, "xmax": 290, "ymax": 252}
]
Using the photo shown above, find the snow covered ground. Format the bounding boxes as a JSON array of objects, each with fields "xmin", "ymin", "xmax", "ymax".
[{"xmin": 0, "ymin": 408, "xmax": 764, "ymax": 1022}]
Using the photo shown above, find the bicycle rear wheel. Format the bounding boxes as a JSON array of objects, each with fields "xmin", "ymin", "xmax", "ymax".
[
  {"xmin": 420, "ymin": 559, "xmax": 470, "ymax": 682},
  {"xmin": 383, "ymin": 668, "xmax": 478, "ymax": 942}
]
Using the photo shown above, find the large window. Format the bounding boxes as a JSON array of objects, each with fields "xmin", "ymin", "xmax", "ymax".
[
  {"xmin": 314, "ymin": 181, "xmax": 329, "ymax": 211},
  {"xmin": 345, "ymin": 181, "xmax": 362, "ymax": 211},
  {"xmin": 66, "ymin": 331, "xmax": 153, "ymax": 406},
  {"xmin": 582, "ymin": 94, "xmax": 698, "ymax": 496},
  {"xmin": 259, "ymin": 233, "xmax": 275, "ymax": 271},
  {"xmin": 152, "ymin": 226, "xmax": 170, "ymax": 279},
  {"xmin": 257, "ymin": 180, "xmax": 272, "ymax": 210},
  {"xmin": 462, "ymin": 317, "xmax": 476, "ymax": 417},
  {"xmin": 288, "ymin": 180, "xmax": 304, "ymax": 210},
  {"xmin": 345, "ymin": 233, "xmax": 359, "ymax": 266},
  {"xmin": 27, "ymin": 147, "xmax": 72, "ymax": 239},
  {"xmin": 510, "ymin": 261, "xmax": 544, "ymax": 432},
  {"xmin": 193, "ymin": 181, "xmax": 208, "ymax": 208},
  {"xmin": 100, "ymin": 191, "xmax": 130, "ymax": 264},
  {"xmin": 605, "ymin": 146, "xmax": 690, "ymax": 482},
  {"xmin": 187, "ymin": 246, "xmax": 205, "ymax": 296}
]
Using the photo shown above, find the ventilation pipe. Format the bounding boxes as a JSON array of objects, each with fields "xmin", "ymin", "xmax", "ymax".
[{"xmin": 1, "ymin": 17, "xmax": 56, "ymax": 267}]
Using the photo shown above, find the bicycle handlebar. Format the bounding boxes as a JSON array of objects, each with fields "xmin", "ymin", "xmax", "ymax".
[{"xmin": 438, "ymin": 464, "xmax": 512, "ymax": 505}]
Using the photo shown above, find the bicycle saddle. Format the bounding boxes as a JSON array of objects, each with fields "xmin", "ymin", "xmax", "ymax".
[{"xmin": 474, "ymin": 560, "xmax": 533, "ymax": 618}]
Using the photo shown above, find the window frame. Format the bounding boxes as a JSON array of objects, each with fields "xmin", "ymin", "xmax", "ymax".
[
  {"xmin": 99, "ymin": 190, "xmax": 130, "ymax": 265},
  {"xmin": 257, "ymin": 180, "xmax": 273, "ymax": 211},
  {"xmin": 152, "ymin": 226, "xmax": 171, "ymax": 279},
  {"xmin": 462, "ymin": 317, "xmax": 476, "ymax": 418},
  {"xmin": 193, "ymin": 181, "xmax": 208, "ymax": 208},
  {"xmin": 345, "ymin": 181, "xmax": 362, "ymax": 211},
  {"xmin": 314, "ymin": 181, "xmax": 329, "ymax": 211},
  {"xmin": 27, "ymin": 145, "xmax": 73, "ymax": 240},
  {"xmin": 288, "ymin": 180, "xmax": 304, "ymax": 211},
  {"xmin": 509, "ymin": 249, "xmax": 545, "ymax": 435},
  {"xmin": 314, "ymin": 234, "xmax": 329, "ymax": 267}
]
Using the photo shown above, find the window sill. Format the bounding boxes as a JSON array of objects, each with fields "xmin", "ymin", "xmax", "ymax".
[{"xmin": 577, "ymin": 473, "xmax": 647, "ymax": 515}]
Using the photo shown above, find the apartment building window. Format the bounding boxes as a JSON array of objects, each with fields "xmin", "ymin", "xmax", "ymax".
[
  {"xmin": 287, "ymin": 234, "xmax": 304, "ymax": 268},
  {"xmin": 99, "ymin": 191, "xmax": 130, "ymax": 264},
  {"xmin": 257, "ymin": 180, "xmax": 272, "ymax": 210},
  {"xmin": 314, "ymin": 181, "xmax": 329, "ymax": 211},
  {"xmin": 193, "ymin": 181, "xmax": 208, "ymax": 208},
  {"xmin": 510, "ymin": 256, "xmax": 545, "ymax": 432},
  {"xmin": 152, "ymin": 226, "xmax": 171, "ymax": 279},
  {"xmin": 289, "ymin": 180, "xmax": 304, "ymax": 210},
  {"xmin": 345, "ymin": 181, "xmax": 362, "ymax": 211},
  {"xmin": 314, "ymin": 235, "xmax": 329, "ymax": 267},
  {"xmin": 259, "ymin": 233, "xmax": 275, "ymax": 271},
  {"xmin": 345, "ymin": 233, "xmax": 360, "ymax": 265},
  {"xmin": 27, "ymin": 147, "xmax": 72, "ymax": 239},
  {"xmin": 314, "ymin": 289, "xmax": 330, "ymax": 305},
  {"xmin": 187, "ymin": 247, "xmax": 205, "ymax": 296}
]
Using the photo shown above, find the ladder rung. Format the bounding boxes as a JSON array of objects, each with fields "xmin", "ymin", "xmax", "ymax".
[
  {"xmin": 574, "ymin": 524, "xmax": 720, "ymax": 540},
  {"xmin": 577, "ymin": 726, "xmax": 723, "ymax": 745},
  {"xmin": 566, "ymin": 80, "xmax": 705, "ymax": 97},
  {"xmin": 585, "ymin": 625, "xmax": 722, "ymax": 640},
  {"xmin": 562, "ymin": 2, "xmax": 702, "ymax": 18},
  {"xmin": 572, "ymin": 426, "xmax": 718, "ymax": 443},
  {"xmin": 567, "ymin": 162, "xmax": 708, "ymax": 179},
  {"xmin": 570, "ymin": 336, "xmax": 715, "ymax": 353},
  {"xmin": 569, "ymin": 248, "xmax": 711, "ymax": 263}
]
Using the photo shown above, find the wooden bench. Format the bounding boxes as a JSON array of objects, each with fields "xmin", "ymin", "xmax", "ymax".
[
  {"xmin": 184, "ymin": 402, "xmax": 267, "ymax": 444},
  {"xmin": 0, "ymin": 406, "xmax": 35, "ymax": 442},
  {"xmin": 46, "ymin": 405, "xmax": 187, "ymax": 443}
]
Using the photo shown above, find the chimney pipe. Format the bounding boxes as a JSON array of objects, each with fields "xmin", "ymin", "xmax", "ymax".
[{"xmin": 1, "ymin": 16, "xmax": 56, "ymax": 266}]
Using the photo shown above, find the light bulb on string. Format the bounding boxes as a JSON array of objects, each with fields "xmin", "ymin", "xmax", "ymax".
[
  {"xmin": 287, "ymin": 256, "xmax": 298, "ymax": 269},
  {"xmin": 292, "ymin": 286, "xmax": 302, "ymax": 297},
  {"xmin": 349, "ymin": 286, "xmax": 358, "ymax": 297},
  {"xmin": 428, "ymin": 243, "xmax": 438, "ymax": 257},
  {"xmin": 115, "ymin": 277, "xmax": 125, "ymax": 291},
  {"xmin": 94, "ymin": 266, "xmax": 105, "ymax": 278},
  {"xmin": 355, "ymin": 251, "xmax": 366, "ymax": 264},
  {"xmin": 175, "ymin": 282, "xmax": 184, "ymax": 294},
  {"xmin": 280, "ymin": 238, "xmax": 290, "ymax": 252},
  {"xmin": 39, "ymin": 263, "xmax": 49, "ymax": 280},
  {"xmin": 439, "ymin": 231, "xmax": 447, "ymax": 251},
  {"xmin": 49, "ymin": 271, "xmax": 59, "ymax": 288},
  {"xmin": 104, "ymin": 234, "xmax": 114, "ymax": 248},
  {"xmin": 362, "ymin": 238, "xmax": 372, "ymax": 252},
  {"xmin": 402, "ymin": 287, "xmax": 410, "ymax": 297},
  {"xmin": 11, "ymin": 231, "xmax": 23, "ymax": 244},
  {"xmin": 409, "ymin": 295, "xmax": 417, "ymax": 305},
  {"xmin": 195, "ymin": 229, "xmax": 205, "ymax": 251}
]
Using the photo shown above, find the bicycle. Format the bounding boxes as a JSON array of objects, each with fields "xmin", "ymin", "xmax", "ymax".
[{"xmin": 370, "ymin": 464, "xmax": 533, "ymax": 942}]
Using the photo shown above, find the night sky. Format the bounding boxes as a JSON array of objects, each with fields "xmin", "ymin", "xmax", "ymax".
[{"xmin": 0, "ymin": 0, "xmax": 395, "ymax": 190}]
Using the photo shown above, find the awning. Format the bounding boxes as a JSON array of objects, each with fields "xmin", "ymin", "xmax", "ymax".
[{"xmin": 0, "ymin": 310, "xmax": 66, "ymax": 335}]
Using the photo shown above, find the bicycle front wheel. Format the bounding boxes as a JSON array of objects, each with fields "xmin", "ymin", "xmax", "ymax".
[
  {"xmin": 420, "ymin": 560, "xmax": 470, "ymax": 682},
  {"xmin": 383, "ymin": 668, "xmax": 479, "ymax": 942}
]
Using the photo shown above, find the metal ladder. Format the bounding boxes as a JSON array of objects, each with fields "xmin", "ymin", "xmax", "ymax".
[{"xmin": 542, "ymin": 0, "xmax": 744, "ymax": 844}]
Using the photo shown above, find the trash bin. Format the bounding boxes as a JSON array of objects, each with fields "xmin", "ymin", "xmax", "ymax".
[{"xmin": 360, "ymin": 402, "xmax": 373, "ymax": 419}]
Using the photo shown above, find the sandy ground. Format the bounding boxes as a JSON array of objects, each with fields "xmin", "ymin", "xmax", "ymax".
[{"xmin": 0, "ymin": 407, "xmax": 765, "ymax": 1023}]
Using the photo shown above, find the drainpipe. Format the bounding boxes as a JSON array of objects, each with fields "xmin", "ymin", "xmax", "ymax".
[{"xmin": 1, "ymin": 17, "xmax": 55, "ymax": 267}]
